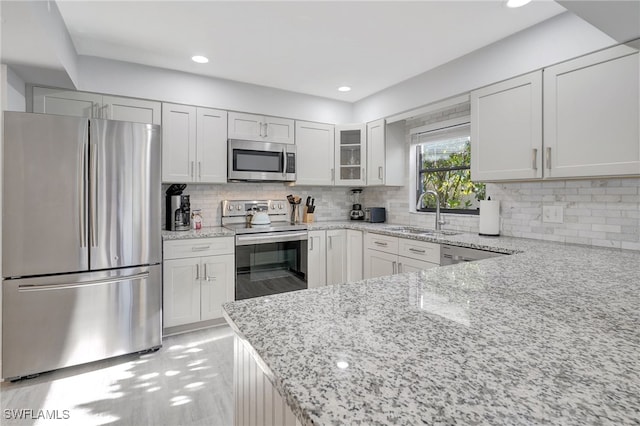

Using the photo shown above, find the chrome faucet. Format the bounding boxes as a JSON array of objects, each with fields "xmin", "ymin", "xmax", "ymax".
[{"xmin": 416, "ymin": 190, "xmax": 446, "ymax": 231}]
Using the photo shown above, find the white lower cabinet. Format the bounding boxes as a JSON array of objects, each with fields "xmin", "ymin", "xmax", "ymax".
[
  {"xmin": 307, "ymin": 229, "xmax": 363, "ymax": 287},
  {"xmin": 163, "ymin": 237, "xmax": 234, "ymax": 328},
  {"xmin": 365, "ymin": 249, "xmax": 397, "ymax": 279},
  {"xmin": 326, "ymin": 230, "xmax": 347, "ymax": 285},
  {"xmin": 364, "ymin": 232, "xmax": 439, "ymax": 279},
  {"xmin": 346, "ymin": 229, "xmax": 363, "ymax": 282},
  {"xmin": 307, "ymin": 231, "xmax": 326, "ymax": 289}
]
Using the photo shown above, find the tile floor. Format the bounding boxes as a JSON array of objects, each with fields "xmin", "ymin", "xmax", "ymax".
[{"xmin": 0, "ymin": 326, "xmax": 234, "ymax": 426}]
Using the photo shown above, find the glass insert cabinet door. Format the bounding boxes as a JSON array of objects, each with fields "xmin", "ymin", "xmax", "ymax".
[{"xmin": 335, "ymin": 124, "xmax": 366, "ymax": 186}]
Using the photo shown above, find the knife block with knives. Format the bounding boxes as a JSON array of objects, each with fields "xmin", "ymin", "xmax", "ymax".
[{"xmin": 303, "ymin": 196, "xmax": 315, "ymax": 223}]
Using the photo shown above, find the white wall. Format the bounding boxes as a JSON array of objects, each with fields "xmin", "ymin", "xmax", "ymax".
[
  {"xmin": 76, "ymin": 56, "xmax": 353, "ymax": 124},
  {"xmin": 353, "ymin": 12, "xmax": 617, "ymax": 123}
]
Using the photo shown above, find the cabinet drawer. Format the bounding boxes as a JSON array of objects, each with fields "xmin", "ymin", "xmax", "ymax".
[
  {"xmin": 365, "ymin": 232, "xmax": 398, "ymax": 254},
  {"xmin": 398, "ymin": 239, "xmax": 440, "ymax": 264},
  {"xmin": 164, "ymin": 237, "xmax": 234, "ymax": 260}
]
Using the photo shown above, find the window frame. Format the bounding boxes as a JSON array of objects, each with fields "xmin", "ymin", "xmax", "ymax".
[{"xmin": 411, "ymin": 119, "xmax": 482, "ymax": 216}]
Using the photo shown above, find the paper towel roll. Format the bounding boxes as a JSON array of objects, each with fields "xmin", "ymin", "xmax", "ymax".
[{"xmin": 479, "ymin": 200, "xmax": 500, "ymax": 236}]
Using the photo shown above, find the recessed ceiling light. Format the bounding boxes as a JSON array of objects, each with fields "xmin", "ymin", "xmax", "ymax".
[
  {"xmin": 338, "ymin": 86, "xmax": 351, "ymax": 92},
  {"xmin": 506, "ymin": 0, "xmax": 532, "ymax": 8},
  {"xmin": 191, "ymin": 55, "xmax": 209, "ymax": 64}
]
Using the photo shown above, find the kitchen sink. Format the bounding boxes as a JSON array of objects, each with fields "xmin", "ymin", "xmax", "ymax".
[{"xmin": 383, "ymin": 226, "xmax": 461, "ymax": 236}]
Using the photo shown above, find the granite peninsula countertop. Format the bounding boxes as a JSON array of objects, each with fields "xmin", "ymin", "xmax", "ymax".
[{"xmin": 223, "ymin": 225, "xmax": 640, "ymax": 425}]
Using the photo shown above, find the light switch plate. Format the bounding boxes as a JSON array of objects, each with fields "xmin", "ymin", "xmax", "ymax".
[{"xmin": 542, "ymin": 205, "xmax": 564, "ymax": 223}]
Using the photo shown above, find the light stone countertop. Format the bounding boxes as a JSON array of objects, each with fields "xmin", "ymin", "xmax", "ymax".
[
  {"xmin": 223, "ymin": 222, "xmax": 640, "ymax": 425},
  {"xmin": 161, "ymin": 226, "xmax": 234, "ymax": 240}
]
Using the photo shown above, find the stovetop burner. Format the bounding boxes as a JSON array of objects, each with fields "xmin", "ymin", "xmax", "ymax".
[{"xmin": 221, "ymin": 199, "xmax": 307, "ymax": 234}]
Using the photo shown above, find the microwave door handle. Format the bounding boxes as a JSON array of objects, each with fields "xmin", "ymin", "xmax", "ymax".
[{"xmin": 282, "ymin": 148, "xmax": 287, "ymax": 177}]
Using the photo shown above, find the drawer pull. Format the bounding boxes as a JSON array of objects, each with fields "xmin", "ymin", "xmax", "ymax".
[
  {"xmin": 374, "ymin": 241, "xmax": 388, "ymax": 247},
  {"xmin": 409, "ymin": 248, "xmax": 426, "ymax": 254},
  {"xmin": 192, "ymin": 246, "xmax": 211, "ymax": 251}
]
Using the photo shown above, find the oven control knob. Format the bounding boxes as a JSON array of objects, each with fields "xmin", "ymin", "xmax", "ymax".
[
  {"xmin": 237, "ymin": 205, "xmax": 242, "ymax": 211},
  {"xmin": 278, "ymin": 203, "xmax": 283, "ymax": 209},
  {"xmin": 270, "ymin": 203, "xmax": 275, "ymax": 210},
  {"xmin": 227, "ymin": 204, "xmax": 233, "ymax": 211}
]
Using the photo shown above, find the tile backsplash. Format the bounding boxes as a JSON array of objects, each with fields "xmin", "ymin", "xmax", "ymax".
[{"xmin": 162, "ymin": 183, "xmax": 354, "ymax": 227}]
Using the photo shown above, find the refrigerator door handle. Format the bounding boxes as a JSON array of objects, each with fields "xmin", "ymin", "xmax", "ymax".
[
  {"xmin": 90, "ymin": 143, "xmax": 98, "ymax": 247},
  {"xmin": 18, "ymin": 272, "xmax": 150, "ymax": 292},
  {"xmin": 79, "ymin": 141, "xmax": 87, "ymax": 247}
]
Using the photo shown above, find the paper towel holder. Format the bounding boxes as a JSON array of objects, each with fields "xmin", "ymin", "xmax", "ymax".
[{"xmin": 479, "ymin": 197, "xmax": 500, "ymax": 237}]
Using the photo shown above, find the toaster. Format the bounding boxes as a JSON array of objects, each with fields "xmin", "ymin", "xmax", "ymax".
[{"xmin": 364, "ymin": 207, "xmax": 386, "ymax": 223}]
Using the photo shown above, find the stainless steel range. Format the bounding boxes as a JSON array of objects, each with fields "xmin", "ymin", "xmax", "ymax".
[{"xmin": 222, "ymin": 199, "xmax": 308, "ymax": 300}]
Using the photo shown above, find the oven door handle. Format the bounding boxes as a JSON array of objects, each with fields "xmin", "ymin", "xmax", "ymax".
[{"xmin": 236, "ymin": 231, "xmax": 308, "ymax": 246}]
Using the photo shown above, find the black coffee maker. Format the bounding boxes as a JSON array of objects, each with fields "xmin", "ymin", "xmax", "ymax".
[{"xmin": 166, "ymin": 184, "xmax": 190, "ymax": 231}]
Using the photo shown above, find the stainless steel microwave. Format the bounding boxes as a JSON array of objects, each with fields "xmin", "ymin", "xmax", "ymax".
[{"xmin": 228, "ymin": 139, "xmax": 296, "ymax": 182}]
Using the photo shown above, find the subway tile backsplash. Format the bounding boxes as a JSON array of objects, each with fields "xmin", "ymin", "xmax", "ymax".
[{"xmin": 162, "ymin": 183, "xmax": 354, "ymax": 227}]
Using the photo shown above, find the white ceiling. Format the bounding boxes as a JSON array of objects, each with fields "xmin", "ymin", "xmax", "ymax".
[{"xmin": 8, "ymin": 1, "xmax": 567, "ymax": 102}]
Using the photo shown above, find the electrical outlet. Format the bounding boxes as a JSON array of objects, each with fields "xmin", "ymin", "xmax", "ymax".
[{"xmin": 542, "ymin": 205, "xmax": 564, "ymax": 223}]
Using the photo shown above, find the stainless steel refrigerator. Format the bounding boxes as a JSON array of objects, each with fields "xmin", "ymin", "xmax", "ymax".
[{"xmin": 2, "ymin": 112, "xmax": 162, "ymax": 380}]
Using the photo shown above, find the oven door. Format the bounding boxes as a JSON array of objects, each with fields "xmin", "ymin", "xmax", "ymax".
[
  {"xmin": 235, "ymin": 231, "xmax": 308, "ymax": 300},
  {"xmin": 228, "ymin": 139, "xmax": 296, "ymax": 181}
]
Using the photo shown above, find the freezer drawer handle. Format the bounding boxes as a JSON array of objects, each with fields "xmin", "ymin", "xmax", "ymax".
[{"xmin": 18, "ymin": 272, "xmax": 149, "ymax": 292}]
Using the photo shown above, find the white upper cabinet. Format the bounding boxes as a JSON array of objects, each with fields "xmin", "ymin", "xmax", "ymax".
[
  {"xmin": 543, "ymin": 45, "xmax": 640, "ymax": 178},
  {"xmin": 102, "ymin": 95, "xmax": 161, "ymax": 125},
  {"xmin": 366, "ymin": 119, "xmax": 405, "ymax": 186},
  {"xmin": 33, "ymin": 87, "xmax": 160, "ymax": 125},
  {"xmin": 228, "ymin": 112, "xmax": 294, "ymax": 144},
  {"xmin": 33, "ymin": 88, "xmax": 102, "ymax": 118},
  {"xmin": 335, "ymin": 124, "xmax": 367, "ymax": 186},
  {"xmin": 162, "ymin": 103, "xmax": 228, "ymax": 183},
  {"xmin": 162, "ymin": 103, "xmax": 197, "ymax": 183},
  {"xmin": 197, "ymin": 107, "xmax": 229, "ymax": 183},
  {"xmin": 471, "ymin": 71, "xmax": 543, "ymax": 181},
  {"xmin": 296, "ymin": 121, "xmax": 335, "ymax": 186},
  {"xmin": 367, "ymin": 119, "xmax": 386, "ymax": 185}
]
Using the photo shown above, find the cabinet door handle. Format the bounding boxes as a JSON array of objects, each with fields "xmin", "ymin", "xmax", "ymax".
[
  {"xmin": 192, "ymin": 245, "xmax": 211, "ymax": 251},
  {"xmin": 409, "ymin": 248, "xmax": 426, "ymax": 254},
  {"xmin": 546, "ymin": 147, "xmax": 551, "ymax": 170},
  {"xmin": 263, "ymin": 123, "xmax": 268, "ymax": 138},
  {"xmin": 374, "ymin": 241, "xmax": 388, "ymax": 247},
  {"xmin": 309, "ymin": 237, "xmax": 314, "ymax": 251},
  {"xmin": 331, "ymin": 168, "xmax": 335, "ymax": 182},
  {"xmin": 190, "ymin": 161, "xmax": 194, "ymax": 178},
  {"xmin": 195, "ymin": 264, "xmax": 200, "ymax": 280},
  {"xmin": 198, "ymin": 161, "xmax": 202, "ymax": 179},
  {"xmin": 392, "ymin": 261, "xmax": 397, "ymax": 274},
  {"xmin": 532, "ymin": 148, "xmax": 538, "ymax": 170},
  {"xmin": 328, "ymin": 235, "xmax": 332, "ymax": 250},
  {"xmin": 378, "ymin": 166, "xmax": 383, "ymax": 180}
]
